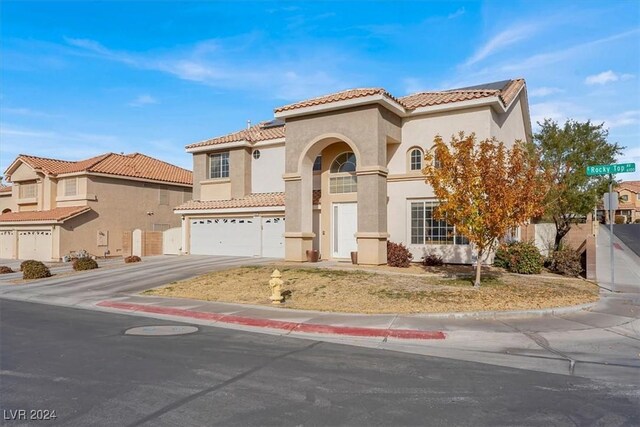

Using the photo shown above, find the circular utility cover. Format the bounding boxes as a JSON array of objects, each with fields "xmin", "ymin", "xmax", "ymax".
[{"xmin": 125, "ymin": 325, "xmax": 199, "ymax": 336}]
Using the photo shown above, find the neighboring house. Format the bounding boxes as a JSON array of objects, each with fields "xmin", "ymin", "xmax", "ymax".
[
  {"xmin": 175, "ymin": 79, "xmax": 531, "ymax": 264},
  {"xmin": 614, "ymin": 181, "xmax": 640, "ymax": 223},
  {"xmin": 0, "ymin": 153, "xmax": 192, "ymax": 261},
  {"xmin": 0, "ymin": 185, "xmax": 14, "ymax": 214}
]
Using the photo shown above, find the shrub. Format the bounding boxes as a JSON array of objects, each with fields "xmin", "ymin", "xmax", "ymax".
[
  {"xmin": 22, "ymin": 261, "xmax": 51, "ymax": 280},
  {"xmin": 493, "ymin": 241, "xmax": 543, "ymax": 274},
  {"xmin": 73, "ymin": 257, "xmax": 98, "ymax": 271},
  {"xmin": 614, "ymin": 215, "xmax": 626, "ymax": 224},
  {"xmin": 124, "ymin": 255, "xmax": 142, "ymax": 263},
  {"xmin": 635, "ymin": 219, "xmax": 640, "ymax": 224},
  {"xmin": 548, "ymin": 246, "xmax": 583, "ymax": 276},
  {"xmin": 20, "ymin": 259, "xmax": 41, "ymax": 271},
  {"xmin": 0, "ymin": 266, "xmax": 13, "ymax": 274},
  {"xmin": 422, "ymin": 252, "xmax": 443, "ymax": 267},
  {"xmin": 387, "ymin": 241, "xmax": 413, "ymax": 268}
]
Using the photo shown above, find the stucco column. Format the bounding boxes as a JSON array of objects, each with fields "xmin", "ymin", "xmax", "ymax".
[
  {"xmin": 355, "ymin": 166, "xmax": 388, "ymax": 265},
  {"xmin": 283, "ymin": 173, "xmax": 314, "ymax": 261}
]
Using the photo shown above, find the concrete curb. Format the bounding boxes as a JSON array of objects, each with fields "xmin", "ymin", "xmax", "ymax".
[
  {"xmin": 405, "ymin": 301, "xmax": 599, "ymax": 320},
  {"xmin": 96, "ymin": 301, "xmax": 447, "ymax": 340}
]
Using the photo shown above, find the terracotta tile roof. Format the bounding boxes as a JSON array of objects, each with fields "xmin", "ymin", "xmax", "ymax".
[
  {"xmin": 0, "ymin": 185, "xmax": 11, "ymax": 194},
  {"xmin": 0, "ymin": 206, "xmax": 91, "ymax": 223},
  {"xmin": 274, "ymin": 88, "xmax": 400, "ymax": 113},
  {"xmin": 12, "ymin": 153, "xmax": 192, "ymax": 185},
  {"xmin": 617, "ymin": 180, "xmax": 640, "ymax": 194},
  {"xmin": 186, "ymin": 121, "xmax": 286, "ymax": 150},
  {"xmin": 275, "ymin": 79, "xmax": 525, "ymax": 114},
  {"xmin": 176, "ymin": 190, "xmax": 321, "ymax": 211},
  {"xmin": 399, "ymin": 79, "xmax": 525, "ymax": 109}
]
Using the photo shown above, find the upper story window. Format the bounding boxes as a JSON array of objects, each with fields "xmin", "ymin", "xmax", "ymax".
[
  {"xmin": 252, "ymin": 150, "xmax": 261, "ymax": 160},
  {"xmin": 329, "ymin": 152, "xmax": 357, "ymax": 193},
  {"xmin": 19, "ymin": 182, "xmax": 37, "ymax": 199},
  {"xmin": 209, "ymin": 152, "xmax": 229, "ymax": 179},
  {"xmin": 409, "ymin": 148, "xmax": 423, "ymax": 171},
  {"xmin": 620, "ymin": 194, "xmax": 629, "ymax": 202},
  {"xmin": 64, "ymin": 178, "xmax": 77, "ymax": 196},
  {"xmin": 158, "ymin": 186, "xmax": 169, "ymax": 205},
  {"xmin": 313, "ymin": 156, "xmax": 322, "ymax": 172}
]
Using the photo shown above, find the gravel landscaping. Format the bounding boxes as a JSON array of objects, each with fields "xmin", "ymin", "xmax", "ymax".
[{"xmin": 143, "ymin": 264, "xmax": 599, "ymax": 314}]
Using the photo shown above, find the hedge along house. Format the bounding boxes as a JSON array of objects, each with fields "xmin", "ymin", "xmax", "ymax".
[
  {"xmin": 0, "ymin": 153, "xmax": 192, "ymax": 262},
  {"xmin": 175, "ymin": 79, "xmax": 531, "ymax": 265}
]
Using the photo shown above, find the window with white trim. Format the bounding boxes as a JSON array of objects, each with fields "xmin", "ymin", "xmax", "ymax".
[
  {"xmin": 19, "ymin": 182, "xmax": 37, "ymax": 199},
  {"xmin": 64, "ymin": 178, "xmax": 77, "ymax": 196},
  {"xmin": 410, "ymin": 148, "xmax": 423, "ymax": 171},
  {"xmin": 209, "ymin": 152, "xmax": 229, "ymax": 179},
  {"xmin": 410, "ymin": 201, "xmax": 469, "ymax": 245},
  {"xmin": 329, "ymin": 152, "xmax": 357, "ymax": 193}
]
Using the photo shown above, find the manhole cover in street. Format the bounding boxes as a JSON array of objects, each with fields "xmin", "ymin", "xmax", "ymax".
[{"xmin": 125, "ymin": 325, "xmax": 199, "ymax": 336}]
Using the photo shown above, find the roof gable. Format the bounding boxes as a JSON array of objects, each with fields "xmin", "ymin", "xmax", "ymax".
[{"xmin": 5, "ymin": 153, "xmax": 193, "ymax": 186}]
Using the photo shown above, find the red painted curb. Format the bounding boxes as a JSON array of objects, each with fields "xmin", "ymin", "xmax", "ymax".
[{"xmin": 97, "ymin": 301, "xmax": 446, "ymax": 340}]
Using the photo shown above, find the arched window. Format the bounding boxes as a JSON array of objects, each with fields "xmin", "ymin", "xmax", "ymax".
[
  {"xmin": 409, "ymin": 148, "xmax": 423, "ymax": 171},
  {"xmin": 1, "ymin": 208, "xmax": 11, "ymax": 214},
  {"xmin": 330, "ymin": 152, "xmax": 357, "ymax": 173},
  {"xmin": 329, "ymin": 152, "xmax": 357, "ymax": 193}
]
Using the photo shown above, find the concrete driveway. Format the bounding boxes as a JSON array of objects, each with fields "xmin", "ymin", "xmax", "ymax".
[{"xmin": 0, "ymin": 255, "xmax": 273, "ymax": 306}]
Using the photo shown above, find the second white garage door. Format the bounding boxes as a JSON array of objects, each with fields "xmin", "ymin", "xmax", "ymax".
[
  {"xmin": 190, "ymin": 216, "xmax": 285, "ymax": 258},
  {"xmin": 17, "ymin": 230, "xmax": 53, "ymax": 261}
]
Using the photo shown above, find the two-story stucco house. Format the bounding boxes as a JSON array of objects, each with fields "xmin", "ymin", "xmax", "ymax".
[
  {"xmin": 175, "ymin": 78, "xmax": 531, "ymax": 265},
  {"xmin": 0, "ymin": 153, "xmax": 192, "ymax": 261},
  {"xmin": 615, "ymin": 181, "xmax": 640, "ymax": 223}
]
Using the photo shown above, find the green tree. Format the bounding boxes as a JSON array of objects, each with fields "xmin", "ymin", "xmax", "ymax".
[
  {"xmin": 424, "ymin": 133, "xmax": 548, "ymax": 287},
  {"xmin": 532, "ymin": 119, "xmax": 623, "ymax": 249}
]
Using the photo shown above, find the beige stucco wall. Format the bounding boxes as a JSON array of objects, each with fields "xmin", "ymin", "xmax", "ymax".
[
  {"xmin": 59, "ymin": 176, "xmax": 189, "ymax": 258},
  {"xmin": 251, "ymin": 144, "xmax": 285, "ymax": 193},
  {"xmin": 10, "ymin": 163, "xmax": 39, "ymax": 182},
  {"xmin": 192, "ymin": 147, "xmax": 251, "ymax": 201},
  {"xmin": 200, "ymin": 180, "xmax": 232, "ymax": 200},
  {"xmin": 490, "ymin": 93, "xmax": 529, "ymax": 146},
  {"xmin": 390, "ymin": 106, "xmax": 492, "ymax": 175},
  {"xmin": 0, "ymin": 193, "xmax": 16, "ymax": 213}
]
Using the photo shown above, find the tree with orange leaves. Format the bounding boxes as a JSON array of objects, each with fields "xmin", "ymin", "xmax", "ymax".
[{"xmin": 423, "ymin": 132, "xmax": 549, "ymax": 287}]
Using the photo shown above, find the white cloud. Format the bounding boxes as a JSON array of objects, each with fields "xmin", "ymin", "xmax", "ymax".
[
  {"xmin": 128, "ymin": 94, "xmax": 158, "ymax": 107},
  {"xmin": 529, "ymin": 101, "xmax": 588, "ymax": 127},
  {"xmin": 464, "ymin": 23, "xmax": 539, "ymax": 66},
  {"xmin": 528, "ymin": 87, "xmax": 564, "ymax": 98},
  {"xmin": 585, "ymin": 70, "xmax": 634, "ymax": 85},
  {"xmin": 596, "ymin": 110, "xmax": 640, "ymax": 128},
  {"xmin": 447, "ymin": 7, "xmax": 465, "ymax": 19},
  {"xmin": 63, "ymin": 36, "xmax": 353, "ymax": 102},
  {"xmin": 0, "ymin": 107, "xmax": 61, "ymax": 118}
]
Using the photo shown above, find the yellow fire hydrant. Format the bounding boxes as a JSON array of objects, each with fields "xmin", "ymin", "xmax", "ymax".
[{"xmin": 269, "ymin": 269, "xmax": 284, "ymax": 304}]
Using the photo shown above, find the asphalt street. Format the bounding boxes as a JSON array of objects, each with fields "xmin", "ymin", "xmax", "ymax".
[
  {"xmin": 613, "ymin": 224, "xmax": 640, "ymax": 257},
  {"xmin": 1, "ymin": 300, "xmax": 638, "ymax": 427}
]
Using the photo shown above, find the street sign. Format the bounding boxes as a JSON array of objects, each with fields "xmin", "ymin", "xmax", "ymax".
[
  {"xmin": 603, "ymin": 192, "xmax": 619, "ymax": 211},
  {"xmin": 586, "ymin": 163, "xmax": 636, "ymax": 176}
]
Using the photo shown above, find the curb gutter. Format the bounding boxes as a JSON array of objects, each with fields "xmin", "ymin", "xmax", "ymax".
[{"xmin": 97, "ymin": 301, "xmax": 446, "ymax": 340}]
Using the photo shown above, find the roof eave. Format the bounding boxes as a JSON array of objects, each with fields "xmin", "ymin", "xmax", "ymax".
[
  {"xmin": 407, "ymin": 96, "xmax": 505, "ymax": 116},
  {"xmin": 186, "ymin": 139, "xmax": 251, "ymax": 153},
  {"xmin": 274, "ymin": 94, "xmax": 407, "ymax": 119}
]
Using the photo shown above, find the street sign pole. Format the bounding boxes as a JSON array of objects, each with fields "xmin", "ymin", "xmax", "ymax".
[
  {"xmin": 609, "ymin": 174, "xmax": 614, "ymax": 290},
  {"xmin": 586, "ymin": 162, "xmax": 636, "ymax": 291}
]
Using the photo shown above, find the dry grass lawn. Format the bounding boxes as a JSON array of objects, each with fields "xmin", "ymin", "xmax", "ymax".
[{"xmin": 143, "ymin": 264, "xmax": 599, "ymax": 314}]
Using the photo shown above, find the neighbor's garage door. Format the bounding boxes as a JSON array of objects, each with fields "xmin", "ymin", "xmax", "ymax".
[
  {"xmin": 18, "ymin": 230, "xmax": 52, "ymax": 261},
  {"xmin": 190, "ymin": 216, "xmax": 285, "ymax": 258},
  {"xmin": 191, "ymin": 218, "xmax": 260, "ymax": 257},
  {"xmin": 0, "ymin": 230, "xmax": 15, "ymax": 259}
]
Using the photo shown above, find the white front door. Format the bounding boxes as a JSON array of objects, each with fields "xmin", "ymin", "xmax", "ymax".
[{"xmin": 332, "ymin": 202, "xmax": 358, "ymax": 259}]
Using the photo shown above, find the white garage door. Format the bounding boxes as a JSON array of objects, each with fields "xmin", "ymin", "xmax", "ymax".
[
  {"xmin": 261, "ymin": 217, "xmax": 285, "ymax": 258},
  {"xmin": 18, "ymin": 230, "xmax": 52, "ymax": 261},
  {"xmin": 0, "ymin": 230, "xmax": 15, "ymax": 259},
  {"xmin": 191, "ymin": 218, "xmax": 260, "ymax": 257}
]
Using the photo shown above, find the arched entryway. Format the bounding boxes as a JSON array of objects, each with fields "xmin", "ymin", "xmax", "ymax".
[{"xmin": 284, "ymin": 133, "xmax": 388, "ymax": 265}]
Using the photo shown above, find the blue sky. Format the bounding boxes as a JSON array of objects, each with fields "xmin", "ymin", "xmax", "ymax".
[{"xmin": 1, "ymin": 1, "xmax": 639, "ymax": 180}]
